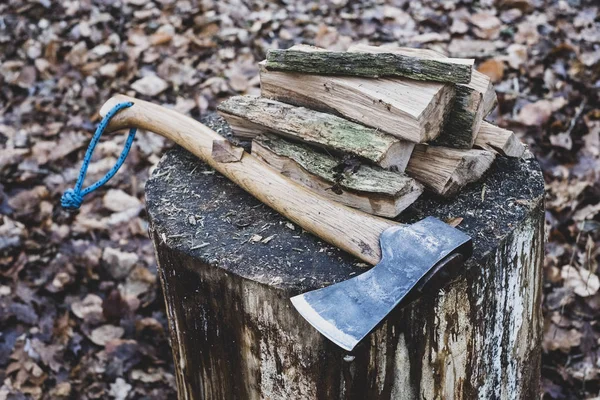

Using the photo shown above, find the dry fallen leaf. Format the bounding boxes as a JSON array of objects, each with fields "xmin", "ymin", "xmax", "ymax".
[
  {"xmin": 102, "ymin": 247, "xmax": 140, "ymax": 280},
  {"xmin": 109, "ymin": 378, "xmax": 132, "ymax": 400},
  {"xmin": 505, "ymin": 44, "xmax": 528, "ymax": 69},
  {"xmin": 470, "ymin": 11, "xmax": 502, "ymax": 39},
  {"xmin": 131, "ymin": 75, "xmax": 169, "ymax": 96},
  {"xmin": 445, "ymin": 217, "xmax": 464, "ymax": 227},
  {"xmin": 71, "ymin": 294, "xmax": 104, "ymax": 322},
  {"xmin": 102, "ymin": 189, "xmax": 142, "ymax": 213},
  {"xmin": 448, "ymin": 39, "xmax": 498, "ymax": 58},
  {"xmin": 516, "ymin": 97, "xmax": 567, "ymax": 126},
  {"xmin": 543, "ymin": 322, "xmax": 583, "ymax": 352},
  {"xmin": 561, "ymin": 265, "xmax": 600, "ymax": 297},
  {"xmin": 477, "ymin": 59, "xmax": 506, "ymax": 83},
  {"xmin": 88, "ymin": 325, "xmax": 125, "ymax": 346}
]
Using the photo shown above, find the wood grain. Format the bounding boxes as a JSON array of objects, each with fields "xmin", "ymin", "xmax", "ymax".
[
  {"xmin": 474, "ymin": 121, "xmax": 526, "ymax": 158},
  {"xmin": 266, "ymin": 46, "xmax": 473, "ymax": 83},
  {"xmin": 218, "ymin": 96, "xmax": 415, "ymax": 171},
  {"xmin": 252, "ymin": 134, "xmax": 423, "ymax": 217},
  {"xmin": 259, "ymin": 62, "xmax": 455, "ymax": 143},
  {"xmin": 348, "ymin": 44, "xmax": 498, "ymax": 116},
  {"xmin": 99, "ymin": 94, "xmax": 397, "ymax": 265},
  {"xmin": 215, "ymin": 95, "xmax": 494, "ymax": 197},
  {"xmin": 348, "ymin": 44, "xmax": 497, "ymax": 149},
  {"xmin": 407, "ymin": 145, "xmax": 496, "ymax": 196}
]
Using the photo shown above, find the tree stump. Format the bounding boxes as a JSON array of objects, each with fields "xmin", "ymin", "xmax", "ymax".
[{"xmin": 146, "ymin": 115, "xmax": 545, "ymax": 400}]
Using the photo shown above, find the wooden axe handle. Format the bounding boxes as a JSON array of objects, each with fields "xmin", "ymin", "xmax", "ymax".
[{"xmin": 100, "ymin": 94, "xmax": 398, "ymax": 265}]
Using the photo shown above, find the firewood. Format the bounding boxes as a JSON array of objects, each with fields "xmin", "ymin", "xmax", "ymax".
[
  {"xmin": 474, "ymin": 121, "xmax": 526, "ymax": 158},
  {"xmin": 434, "ymin": 85, "xmax": 485, "ymax": 149},
  {"xmin": 265, "ymin": 45, "xmax": 473, "ymax": 84},
  {"xmin": 348, "ymin": 44, "xmax": 498, "ymax": 149},
  {"xmin": 259, "ymin": 62, "xmax": 455, "ymax": 143},
  {"xmin": 252, "ymin": 134, "xmax": 423, "ymax": 218},
  {"xmin": 406, "ymin": 145, "xmax": 496, "ymax": 196},
  {"xmin": 218, "ymin": 96, "xmax": 415, "ymax": 171},
  {"xmin": 348, "ymin": 44, "xmax": 497, "ymax": 116}
]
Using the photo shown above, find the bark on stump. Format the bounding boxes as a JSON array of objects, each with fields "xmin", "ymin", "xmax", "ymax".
[{"xmin": 146, "ymin": 115, "xmax": 545, "ymax": 400}]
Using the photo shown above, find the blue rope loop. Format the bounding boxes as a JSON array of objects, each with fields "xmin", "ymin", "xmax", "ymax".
[{"xmin": 61, "ymin": 101, "xmax": 136, "ymax": 210}]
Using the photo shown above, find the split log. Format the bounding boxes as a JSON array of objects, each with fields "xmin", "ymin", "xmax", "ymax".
[
  {"xmin": 251, "ymin": 134, "xmax": 423, "ymax": 217},
  {"xmin": 348, "ymin": 44, "xmax": 498, "ymax": 149},
  {"xmin": 474, "ymin": 121, "xmax": 526, "ymax": 158},
  {"xmin": 433, "ymin": 85, "xmax": 484, "ymax": 148},
  {"xmin": 218, "ymin": 96, "xmax": 415, "ymax": 171},
  {"xmin": 147, "ymin": 115, "xmax": 545, "ymax": 399},
  {"xmin": 259, "ymin": 62, "xmax": 455, "ymax": 143},
  {"xmin": 265, "ymin": 45, "xmax": 473, "ymax": 84},
  {"xmin": 348, "ymin": 44, "xmax": 498, "ymax": 116},
  {"xmin": 407, "ymin": 145, "xmax": 496, "ymax": 196},
  {"xmin": 217, "ymin": 105, "xmax": 492, "ymax": 196}
]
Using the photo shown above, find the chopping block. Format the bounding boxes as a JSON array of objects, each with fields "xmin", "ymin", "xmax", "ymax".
[{"xmin": 147, "ymin": 115, "xmax": 545, "ymax": 400}]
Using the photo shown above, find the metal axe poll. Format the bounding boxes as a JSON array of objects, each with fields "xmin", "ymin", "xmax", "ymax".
[{"xmin": 97, "ymin": 95, "xmax": 473, "ymax": 351}]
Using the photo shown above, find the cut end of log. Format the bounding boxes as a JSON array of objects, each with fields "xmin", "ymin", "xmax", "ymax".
[
  {"xmin": 380, "ymin": 141, "xmax": 416, "ymax": 171},
  {"xmin": 407, "ymin": 145, "xmax": 496, "ymax": 196},
  {"xmin": 215, "ymin": 111, "xmax": 261, "ymax": 139},
  {"xmin": 348, "ymin": 44, "xmax": 493, "ymax": 149},
  {"xmin": 252, "ymin": 135, "xmax": 423, "ymax": 217},
  {"xmin": 474, "ymin": 121, "xmax": 526, "ymax": 158},
  {"xmin": 469, "ymin": 72, "xmax": 498, "ymax": 116},
  {"xmin": 433, "ymin": 86, "xmax": 484, "ymax": 149}
]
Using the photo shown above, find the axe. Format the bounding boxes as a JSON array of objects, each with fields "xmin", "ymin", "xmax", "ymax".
[{"xmin": 97, "ymin": 95, "xmax": 472, "ymax": 351}]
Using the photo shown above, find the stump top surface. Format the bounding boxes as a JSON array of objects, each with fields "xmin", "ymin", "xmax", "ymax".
[{"xmin": 146, "ymin": 114, "xmax": 544, "ymax": 293}]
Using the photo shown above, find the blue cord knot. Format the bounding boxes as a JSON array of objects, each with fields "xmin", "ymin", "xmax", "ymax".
[
  {"xmin": 61, "ymin": 188, "xmax": 84, "ymax": 210},
  {"xmin": 61, "ymin": 101, "xmax": 137, "ymax": 210}
]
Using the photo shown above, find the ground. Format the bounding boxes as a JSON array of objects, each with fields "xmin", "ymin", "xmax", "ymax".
[{"xmin": 0, "ymin": 0, "xmax": 598, "ymax": 399}]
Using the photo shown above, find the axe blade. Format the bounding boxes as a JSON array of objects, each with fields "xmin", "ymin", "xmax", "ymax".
[{"xmin": 290, "ymin": 217, "xmax": 472, "ymax": 351}]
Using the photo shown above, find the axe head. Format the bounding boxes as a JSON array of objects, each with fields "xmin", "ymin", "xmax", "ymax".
[{"xmin": 290, "ymin": 217, "xmax": 472, "ymax": 351}]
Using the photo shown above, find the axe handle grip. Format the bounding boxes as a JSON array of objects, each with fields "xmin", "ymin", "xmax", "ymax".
[{"xmin": 99, "ymin": 94, "xmax": 398, "ymax": 265}]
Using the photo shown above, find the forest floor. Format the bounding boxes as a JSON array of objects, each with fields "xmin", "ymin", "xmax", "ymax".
[{"xmin": 0, "ymin": 0, "xmax": 599, "ymax": 399}]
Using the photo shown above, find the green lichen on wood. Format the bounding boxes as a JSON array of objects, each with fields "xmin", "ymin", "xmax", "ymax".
[
  {"xmin": 433, "ymin": 85, "xmax": 483, "ymax": 149},
  {"xmin": 218, "ymin": 96, "xmax": 401, "ymax": 165},
  {"xmin": 265, "ymin": 49, "xmax": 472, "ymax": 84},
  {"xmin": 255, "ymin": 134, "xmax": 416, "ymax": 197}
]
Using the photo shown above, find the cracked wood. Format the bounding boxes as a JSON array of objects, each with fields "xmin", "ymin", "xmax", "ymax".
[
  {"xmin": 252, "ymin": 134, "xmax": 423, "ymax": 217},
  {"xmin": 259, "ymin": 62, "xmax": 455, "ymax": 143},
  {"xmin": 218, "ymin": 96, "xmax": 415, "ymax": 171},
  {"xmin": 348, "ymin": 44, "xmax": 498, "ymax": 149},
  {"xmin": 407, "ymin": 145, "xmax": 496, "ymax": 196},
  {"xmin": 474, "ymin": 121, "xmax": 526, "ymax": 158}
]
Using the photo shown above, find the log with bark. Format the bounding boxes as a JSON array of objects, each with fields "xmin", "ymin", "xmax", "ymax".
[
  {"xmin": 348, "ymin": 44, "xmax": 498, "ymax": 149},
  {"xmin": 265, "ymin": 45, "xmax": 474, "ymax": 83},
  {"xmin": 147, "ymin": 115, "xmax": 545, "ymax": 399},
  {"xmin": 251, "ymin": 134, "xmax": 424, "ymax": 217},
  {"xmin": 217, "ymin": 107, "xmax": 496, "ymax": 197},
  {"xmin": 347, "ymin": 44, "xmax": 498, "ymax": 116},
  {"xmin": 218, "ymin": 96, "xmax": 415, "ymax": 171},
  {"xmin": 259, "ymin": 62, "xmax": 455, "ymax": 143},
  {"xmin": 474, "ymin": 121, "xmax": 526, "ymax": 158},
  {"xmin": 406, "ymin": 145, "xmax": 496, "ymax": 196}
]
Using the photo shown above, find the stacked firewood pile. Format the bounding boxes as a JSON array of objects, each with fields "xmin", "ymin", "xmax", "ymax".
[{"xmin": 217, "ymin": 44, "xmax": 525, "ymax": 218}]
